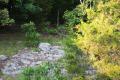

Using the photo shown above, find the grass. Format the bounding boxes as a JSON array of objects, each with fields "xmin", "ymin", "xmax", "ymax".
[
  {"xmin": 0, "ymin": 33, "xmax": 25, "ymax": 56},
  {"xmin": 39, "ymin": 34, "xmax": 64, "ymax": 45},
  {"xmin": 0, "ymin": 33, "xmax": 64, "ymax": 56}
]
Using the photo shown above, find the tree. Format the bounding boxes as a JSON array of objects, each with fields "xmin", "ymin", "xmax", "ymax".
[
  {"xmin": 0, "ymin": 0, "xmax": 14, "ymax": 26},
  {"xmin": 0, "ymin": 8, "xmax": 14, "ymax": 26},
  {"xmin": 7, "ymin": 0, "xmax": 42, "ymax": 24},
  {"xmin": 49, "ymin": 0, "xmax": 77, "ymax": 25}
]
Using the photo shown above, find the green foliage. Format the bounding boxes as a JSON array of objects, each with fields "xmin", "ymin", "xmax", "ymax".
[
  {"xmin": 64, "ymin": 4, "xmax": 87, "ymax": 27},
  {"xmin": 63, "ymin": 0, "xmax": 114, "ymax": 33},
  {"xmin": 19, "ymin": 63, "xmax": 67, "ymax": 80},
  {"xmin": 57, "ymin": 25, "xmax": 68, "ymax": 35},
  {"xmin": 72, "ymin": 76, "xmax": 84, "ymax": 80},
  {"xmin": 63, "ymin": 0, "xmax": 104, "ymax": 27},
  {"xmin": 63, "ymin": 1, "xmax": 93, "ymax": 35},
  {"xmin": 75, "ymin": 0, "xmax": 120, "ymax": 79},
  {"xmin": 63, "ymin": 37, "xmax": 87, "ymax": 79},
  {"xmin": 34, "ymin": 0, "xmax": 53, "ymax": 22},
  {"xmin": 0, "ymin": 0, "xmax": 78, "ymax": 26},
  {"xmin": 0, "ymin": 9, "xmax": 15, "ymax": 26},
  {"xmin": 41, "ymin": 22, "xmax": 57, "ymax": 35},
  {"xmin": 21, "ymin": 22, "xmax": 40, "ymax": 47},
  {"xmin": 96, "ymin": 74, "xmax": 112, "ymax": 80},
  {"xmin": 0, "ymin": 0, "xmax": 8, "ymax": 3},
  {"xmin": 49, "ymin": 0, "xmax": 75, "ymax": 24},
  {"xmin": 6, "ymin": 0, "xmax": 42, "ymax": 24},
  {"xmin": 14, "ymin": 0, "xmax": 42, "ymax": 14},
  {"xmin": 44, "ymin": 27, "xmax": 58, "ymax": 35}
]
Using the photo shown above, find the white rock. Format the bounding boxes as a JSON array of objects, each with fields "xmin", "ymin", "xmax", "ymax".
[
  {"xmin": 30, "ymin": 61, "xmax": 42, "ymax": 67},
  {"xmin": 39, "ymin": 43, "xmax": 51, "ymax": 52},
  {"xmin": 36, "ymin": 61, "xmax": 42, "ymax": 65},
  {"xmin": 0, "ymin": 78, "xmax": 3, "ymax": 80},
  {"xmin": 0, "ymin": 55, "xmax": 8, "ymax": 61},
  {"xmin": 47, "ymin": 56, "xmax": 54, "ymax": 61},
  {"xmin": 21, "ymin": 59, "xmax": 31, "ymax": 65}
]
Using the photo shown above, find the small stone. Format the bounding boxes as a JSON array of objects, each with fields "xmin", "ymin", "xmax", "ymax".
[
  {"xmin": 36, "ymin": 61, "xmax": 42, "ymax": 65},
  {"xmin": 0, "ymin": 55, "xmax": 8, "ymax": 61},
  {"xmin": 47, "ymin": 56, "xmax": 53, "ymax": 61},
  {"xmin": 30, "ymin": 61, "xmax": 42, "ymax": 67},
  {"xmin": 52, "ymin": 46, "xmax": 62, "ymax": 49},
  {"xmin": 85, "ymin": 69, "xmax": 96, "ymax": 75},
  {"xmin": 21, "ymin": 59, "xmax": 31, "ymax": 65}
]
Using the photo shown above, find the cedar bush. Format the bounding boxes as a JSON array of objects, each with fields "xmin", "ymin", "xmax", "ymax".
[
  {"xmin": 21, "ymin": 22, "xmax": 40, "ymax": 47},
  {"xmin": 75, "ymin": 0, "xmax": 120, "ymax": 79}
]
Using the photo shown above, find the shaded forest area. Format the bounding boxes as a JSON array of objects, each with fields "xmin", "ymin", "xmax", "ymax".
[{"xmin": 0, "ymin": 0, "xmax": 80, "ymax": 32}]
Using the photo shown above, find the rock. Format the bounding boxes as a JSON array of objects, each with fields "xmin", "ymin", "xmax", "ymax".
[
  {"xmin": 2, "ymin": 43, "xmax": 65, "ymax": 76},
  {"xmin": 39, "ymin": 43, "xmax": 51, "ymax": 52},
  {"xmin": 47, "ymin": 56, "xmax": 54, "ymax": 61},
  {"xmin": 0, "ymin": 78, "xmax": 3, "ymax": 80},
  {"xmin": 32, "ymin": 51, "xmax": 39, "ymax": 54},
  {"xmin": 50, "ymin": 49, "xmax": 64, "ymax": 54},
  {"xmin": 30, "ymin": 61, "xmax": 42, "ymax": 67},
  {"xmin": 85, "ymin": 69, "xmax": 96, "ymax": 75},
  {"xmin": 21, "ymin": 59, "xmax": 31, "ymax": 65},
  {"xmin": 0, "ymin": 55, "xmax": 8, "ymax": 61}
]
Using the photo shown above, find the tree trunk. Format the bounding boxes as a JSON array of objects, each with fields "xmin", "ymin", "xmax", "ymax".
[
  {"xmin": 57, "ymin": 10, "xmax": 60, "ymax": 26},
  {"xmin": 80, "ymin": 0, "xmax": 82, "ymax": 3}
]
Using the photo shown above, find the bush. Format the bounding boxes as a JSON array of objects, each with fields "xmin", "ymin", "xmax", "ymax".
[
  {"xmin": 63, "ymin": 3, "xmax": 88, "ymax": 27},
  {"xmin": 43, "ymin": 27, "xmax": 58, "ymax": 35},
  {"xmin": 0, "ymin": 9, "xmax": 15, "ymax": 26},
  {"xmin": 63, "ymin": 4, "xmax": 87, "ymax": 34},
  {"xmin": 21, "ymin": 22, "xmax": 40, "ymax": 47},
  {"xmin": 75, "ymin": 0, "xmax": 120, "ymax": 79},
  {"xmin": 19, "ymin": 63, "xmax": 67, "ymax": 80}
]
